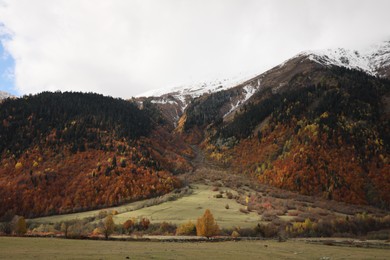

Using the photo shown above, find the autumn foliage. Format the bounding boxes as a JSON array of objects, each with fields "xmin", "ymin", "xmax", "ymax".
[
  {"xmin": 0, "ymin": 92, "xmax": 188, "ymax": 219},
  {"xmin": 12, "ymin": 216, "xmax": 27, "ymax": 235},
  {"xmin": 100, "ymin": 215, "xmax": 115, "ymax": 239},
  {"xmin": 203, "ymin": 67, "xmax": 390, "ymax": 208},
  {"xmin": 196, "ymin": 209, "xmax": 219, "ymax": 238},
  {"xmin": 176, "ymin": 221, "xmax": 196, "ymax": 236}
]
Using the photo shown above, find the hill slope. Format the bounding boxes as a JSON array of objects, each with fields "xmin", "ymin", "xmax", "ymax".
[
  {"xmin": 1, "ymin": 41, "xmax": 389, "ymax": 221},
  {"xmin": 0, "ymin": 92, "xmax": 189, "ymax": 219},
  {"xmin": 178, "ymin": 47, "xmax": 390, "ymax": 208}
]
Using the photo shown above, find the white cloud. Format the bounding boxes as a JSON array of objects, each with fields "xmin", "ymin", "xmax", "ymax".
[{"xmin": 0, "ymin": 0, "xmax": 390, "ymax": 98}]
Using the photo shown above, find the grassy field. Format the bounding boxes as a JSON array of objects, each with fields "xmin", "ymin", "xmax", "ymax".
[
  {"xmin": 113, "ymin": 184, "xmax": 261, "ymax": 228},
  {"xmin": 0, "ymin": 237, "xmax": 389, "ymax": 260},
  {"xmin": 31, "ymin": 184, "xmax": 263, "ymax": 228},
  {"xmin": 31, "ymin": 196, "xmax": 164, "ymax": 224}
]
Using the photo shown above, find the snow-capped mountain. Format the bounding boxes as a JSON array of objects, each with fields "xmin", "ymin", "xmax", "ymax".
[
  {"xmin": 136, "ymin": 40, "xmax": 390, "ymax": 127},
  {"xmin": 135, "ymin": 74, "xmax": 260, "ymax": 127},
  {"xmin": 136, "ymin": 74, "xmax": 256, "ymax": 111},
  {"xmin": 297, "ymin": 41, "xmax": 390, "ymax": 78}
]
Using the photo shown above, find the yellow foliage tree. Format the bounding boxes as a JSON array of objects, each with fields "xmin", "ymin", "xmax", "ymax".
[
  {"xmin": 101, "ymin": 215, "xmax": 115, "ymax": 239},
  {"xmin": 14, "ymin": 216, "xmax": 27, "ymax": 235},
  {"xmin": 196, "ymin": 209, "xmax": 219, "ymax": 238},
  {"xmin": 15, "ymin": 162, "xmax": 23, "ymax": 170}
]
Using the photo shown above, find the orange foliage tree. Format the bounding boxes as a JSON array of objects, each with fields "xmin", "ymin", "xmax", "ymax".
[{"xmin": 196, "ymin": 209, "xmax": 219, "ymax": 238}]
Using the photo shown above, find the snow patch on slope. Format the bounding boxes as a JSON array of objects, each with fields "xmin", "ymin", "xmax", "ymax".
[
  {"xmin": 138, "ymin": 77, "xmax": 245, "ymax": 98},
  {"xmin": 136, "ymin": 73, "xmax": 256, "ymax": 111},
  {"xmin": 224, "ymin": 80, "xmax": 260, "ymax": 118},
  {"xmin": 297, "ymin": 41, "xmax": 390, "ymax": 76},
  {"xmin": 151, "ymin": 98, "xmax": 177, "ymax": 105}
]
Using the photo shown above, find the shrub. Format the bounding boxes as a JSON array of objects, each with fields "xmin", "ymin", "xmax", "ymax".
[
  {"xmin": 139, "ymin": 218, "xmax": 150, "ymax": 231},
  {"xmin": 91, "ymin": 228, "xmax": 101, "ymax": 236},
  {"xmin": 255, "ymin": 223, "xmax": 279, "ymax": 238},
  {"xmin": 237, "ymin": 227, "xmax": 258, "ymax": 237},
  {"xmin": 155, "ymin": 222, "xmax": 176, "ymax": 235},
  {"xmin": 231, "ymin": 230, "xmax": 240, "ymax": 238},
  {"xmin": 315, "ymin": 219, "xmax": 333, "ymax": 237},
  {"xmin": 123, "ymin": 219, "xmax": 135, "ymax": 234},
  {"xmin": 239, "ymin": 208, "xmax": 250, "ymax": 214},
  {"xmin": 97, "ymin": 210, "xmax": 108, "ymax": 219},
  {"xmin": 0, "ymin": 222, "xmax": 12, "ymax": 235},
  {"xmin": 176, "ymin": 221, "xmax": 196, "ymax": 236},
  {"xmin": 67, "ymin": 220, "xmax": 91, "ymax": 238}
]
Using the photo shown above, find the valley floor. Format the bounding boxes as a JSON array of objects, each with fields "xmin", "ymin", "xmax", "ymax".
[{"xmin": 0, "ymin": 237, "xmax": 389, "ymax": 260}]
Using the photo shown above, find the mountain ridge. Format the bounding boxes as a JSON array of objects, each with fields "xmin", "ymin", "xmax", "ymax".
[{"xmin": 137, "ymin": 41, "xmax": 390, "ymax": 127}]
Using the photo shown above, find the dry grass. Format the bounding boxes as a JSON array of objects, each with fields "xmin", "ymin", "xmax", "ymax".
[
  {"xmin": 112, "ymin": 184, "xmax": 262, "ymax": 228},
  {"xmin": 1, "ymin": 237, "xmax": 389, "ymax": 260}
]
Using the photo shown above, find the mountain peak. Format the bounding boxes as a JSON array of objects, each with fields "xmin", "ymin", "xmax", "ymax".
[{"xmin": 296, "ymin": 41, "xmax": 390, "ymax": 78}]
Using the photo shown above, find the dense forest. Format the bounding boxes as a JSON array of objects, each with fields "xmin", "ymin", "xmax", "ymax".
[
  {"xmin": 183, "ymin": 90, "xmax": 235, "ymax": 130},
  {"xmin": 0, "ymin": 91, "xmax": 152, "ymax": 157},
  {"xmin": 0, "ymin": 92, "xmax": 185, "ymax": 219},
  {"xmin": 1, "ymin": 66, "xmax": 389, "ymax": 220},
  {"xmin": 202, "ymin": 67, "xmax": 390, "ymax": 208}
]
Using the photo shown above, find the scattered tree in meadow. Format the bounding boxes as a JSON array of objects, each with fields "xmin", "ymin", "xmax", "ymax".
[
  {"xmin": 60, "ymin": 222, "xmax": 70, "ymax": 238},
  {"xmin": 123, "ymin": 219, "xmax": 134, "ymax": 234},
  {"xmin": 12, "ymin": 216, "xmax": 27, "ymax": 235},
  {"xmin": 196, "ymin": 209, "xmax": 219, "ymax": 238},
  {"xmin": 101, "ymin": 215, "xmax": 115, "ymax": 239}
]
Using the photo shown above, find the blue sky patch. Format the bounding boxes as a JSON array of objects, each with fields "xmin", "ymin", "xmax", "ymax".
[{"xmin": 0, "ymin": 39, "xmax": 17, "ymax": 96}]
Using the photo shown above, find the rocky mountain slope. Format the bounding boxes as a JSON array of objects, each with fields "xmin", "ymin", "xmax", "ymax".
[
  {"xmin": 134, "ymin": 75, "xmax": 258, "ymax": 127},
  {"xmin": 137, "ymin": 41, "xmax": 390, "ymax": 127},
  {"xmin": 176, "ymin": 41, "xmax": 390, "ymax": 208}
]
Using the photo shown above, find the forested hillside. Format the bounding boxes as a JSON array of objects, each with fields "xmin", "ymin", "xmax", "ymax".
[
  {"xmin": 0, "ymin": 92, "xmax": 186, "ymax": 219},
  {"xmin": 1, "ymin": 49, "xmax": 389, "ymax": 221},
  {"xmin": 193, "ymin": 67, "xmax": 390, "ymax": 208}
]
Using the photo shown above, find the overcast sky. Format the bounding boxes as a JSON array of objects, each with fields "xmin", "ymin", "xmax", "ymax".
[{"xmin": 1, "ymin": 0, "xmax": 390, "ymax": 98}]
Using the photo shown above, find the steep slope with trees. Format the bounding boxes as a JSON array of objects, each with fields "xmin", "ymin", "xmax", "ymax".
[
  {"xmin": 0, "ymin": 92, "xmax": 187, "ymax": 219},
  {"xmin": 202, "ymin": 67, "xmax": 389, "ymax": 208}
]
